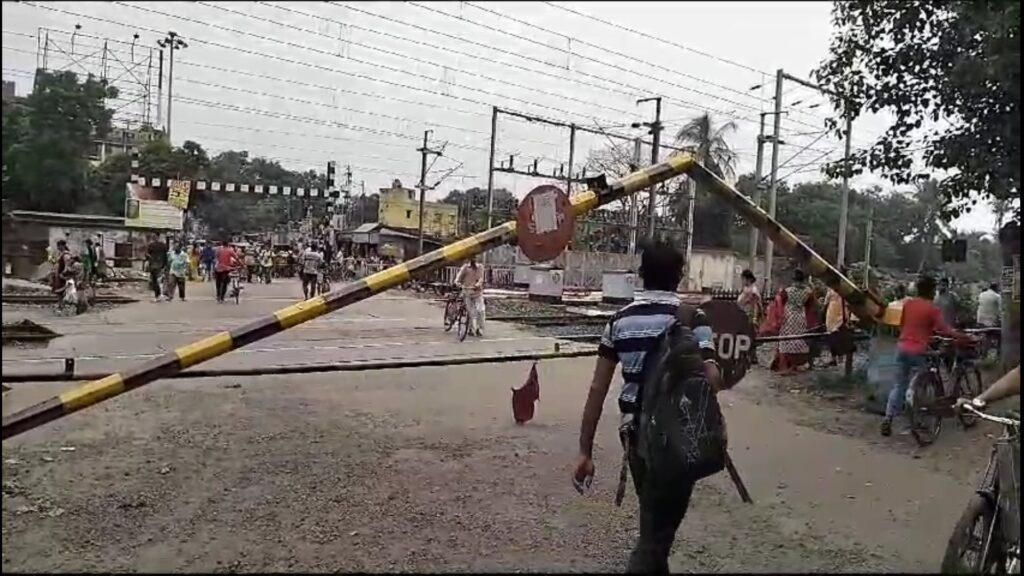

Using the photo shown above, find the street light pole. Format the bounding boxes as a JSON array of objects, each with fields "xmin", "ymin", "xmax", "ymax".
[{"xmin": 156, "ymin": 31, "xmax": 187, "ymax": 142}]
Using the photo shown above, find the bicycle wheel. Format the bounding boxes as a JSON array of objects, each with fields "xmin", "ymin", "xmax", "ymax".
[
  {"xmin": 443, "ymin": 299, "xmax": 457, "ymax": 332},
  {"xmin": 954, "ymin": 368, "xmax": 983, "ymax": 429},
  {"xmin": 234, "ymin": 283, "xmax": 240, "ymax": 305},
  {"xmin": 909, "ymin": 371, "xmax": 944, "ymax": 446},
  {"xmin": 457, "ymin": 306, "xmax": 470, "ymax": 341},
  {"xmin": 941, "ymin": 494, "xmax": 1003, "ymax": 574}
]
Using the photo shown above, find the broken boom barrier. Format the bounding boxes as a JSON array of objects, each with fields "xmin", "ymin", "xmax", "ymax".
[
  {"xmin": 2, "ymin": 154, "xmax": 694, "ymax": 439},
  {"xmin": 1, "ymin": 152, "xmax": 885, "ymax": 440}
]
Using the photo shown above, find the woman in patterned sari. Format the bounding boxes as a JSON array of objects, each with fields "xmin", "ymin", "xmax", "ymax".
[{"xmin": 775, "ymin": 268, "xmax": 816, "ymax": 374}]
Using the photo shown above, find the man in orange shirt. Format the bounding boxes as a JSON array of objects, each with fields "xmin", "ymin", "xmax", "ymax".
[{"xmin": 882, "ymin": 274, "xmax": 971, "ymax": 436}]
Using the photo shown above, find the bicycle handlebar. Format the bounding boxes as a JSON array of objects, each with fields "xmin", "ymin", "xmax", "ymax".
[{"xmin": 961, "ymin": 403, "xmax": 1021, "ymax": 428}]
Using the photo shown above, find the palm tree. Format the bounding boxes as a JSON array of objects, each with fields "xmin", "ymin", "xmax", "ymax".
[
  {"xmin": 667, "ymin": 114, "xmax": 739, "ymax": 256},
  {"xmin": 673, "ymin": 113, "xmax": 739, "ymax": 180}
]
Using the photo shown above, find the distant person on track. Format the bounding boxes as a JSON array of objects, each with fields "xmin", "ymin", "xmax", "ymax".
[
  {"xmin": 934, "ymin": 277, "xmax": 959, "ymax": 327},
  {"xmin": 573, "ymin": 239, "xmax": 722, "ymax": 574},
  {"xmin": 167, "ymin": 244, "xmax": 189, "ymax": 302},
  {"xmin": 200, "ymin": 242, "xmax": 215, "ymax": 282},
  {"xmin": 300, "ymin": 242, "xmax": 324, "ymax": 299},
  {"xmin": 736, "ymin": 269, "xmax": 763, "ymax": 327},
  {"xmin": 976, "ymin": 282, "xmax": 1002, "ymax": 328},
  {"xmin": 144, "ymin": 235, "xmax": 169, "ymax": 302},
  {"xmin": 214, "ymin": 240, "xmax": 240, "ymax": 303},
  {"xmin": 455, "ymin": 255, "xmax": 485, "ymax": 337},
  {"xmin": 773, "ymin": 269, "xmax": 816, "ymax": 374},
  {"xmin": 881, "ymin": 274, "xmax": 971, "ymax": 437},
  {"xmin": 50, "ymin": 239, "xmax": 72, "ymax": 295}
]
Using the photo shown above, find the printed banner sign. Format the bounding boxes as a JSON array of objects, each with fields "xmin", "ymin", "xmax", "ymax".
[{"xmin": 167, "ymin": 179, "xmax": 192, "ymax": 210}]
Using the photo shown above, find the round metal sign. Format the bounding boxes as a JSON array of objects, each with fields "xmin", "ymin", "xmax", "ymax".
[
  {"xmin": 698, "ymin": 299, "xmax": 756, "ymax": 390},
  {"xmin": 516, "ymin": 184, "xmax": 575, "ymax": 263}
]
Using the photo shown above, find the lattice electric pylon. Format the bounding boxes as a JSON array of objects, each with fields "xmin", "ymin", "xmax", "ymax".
[{"xmin": 36, "ymin": 26, "xmax": 155, "ymax": 128}]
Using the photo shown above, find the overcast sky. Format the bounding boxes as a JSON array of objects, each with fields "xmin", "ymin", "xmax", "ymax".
[{"xmin": 1, "ymin": 1, "xmax": 998, "ymax": 233}]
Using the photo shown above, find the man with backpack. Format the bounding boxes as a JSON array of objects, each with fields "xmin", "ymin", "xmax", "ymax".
[{"xmin": 573, "ymin": 239, "xmax": 726, "ymax": 574}]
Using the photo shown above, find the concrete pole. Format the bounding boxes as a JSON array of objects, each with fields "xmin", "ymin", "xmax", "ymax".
[
  {"xmin": 748, "ymin": 112, "xmax": 767, "ymax": 273},
  {"xmin": 485, "ymin": 107, "xmax": 498, "ymax": 230},
  {"xmin": 416, "ymin": 129, "xmax": 431, "ymax": 257},
  {"xmin": 837, "ymin": 113, "xmax": 853, "ymax": 266},
  {"xmin": 567, "ymin": 124, "xmax": 576, "ymax": 194},
  {"xmin": 683, "ymin": 178, "xmax": 696, "ymax": 289},
  {"xmin": 628, "ymin": 137, "xmax": 642, "ymax": 255},
  {"xmin": 638, "ymin": 96, "xmax": 663, "ymax": 240},
  {"xmin": 765, "ymin": 69, "xmax": 784, "ymax": 290},
  {"xmin": 863, "ymin": 205, "xmax": 874, "ymax": 290}
]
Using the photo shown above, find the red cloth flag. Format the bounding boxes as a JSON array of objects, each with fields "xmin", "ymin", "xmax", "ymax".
[{"xmin": 512, "ymin": 363, "xmax": 540, "ymax": 424}]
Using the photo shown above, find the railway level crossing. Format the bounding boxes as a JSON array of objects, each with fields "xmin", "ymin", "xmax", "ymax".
[{"xmin": 1, "ymin": 152, "xmax": 885, "ymax": 440}]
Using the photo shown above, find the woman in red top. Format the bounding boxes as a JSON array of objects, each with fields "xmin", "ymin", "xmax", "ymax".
[{"xmin": 882, "ymin": 274, "xmax": 970, "ymax": 436}]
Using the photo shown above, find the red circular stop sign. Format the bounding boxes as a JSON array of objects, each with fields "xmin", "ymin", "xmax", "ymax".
[{"xmin": 516, "ymin": 185, "xmax": 575, "ymax": 263}]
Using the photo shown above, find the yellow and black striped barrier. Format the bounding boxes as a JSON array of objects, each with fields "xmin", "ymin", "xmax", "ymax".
[
  {"xmin": 1, "ymin": 154, "xmax": 695, "ymax": 440},
  {"xmin": 687, "ymin": 164, "xmax": 886, "ymax": 321},
  {"xmin": 1, "ymin": 152, "xmax": 884, "ymax": 440}
]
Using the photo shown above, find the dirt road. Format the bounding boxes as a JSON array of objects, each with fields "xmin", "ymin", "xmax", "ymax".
[{"xmin": 0, "ymin": 290, "xmax": 994, "ymax": 572}]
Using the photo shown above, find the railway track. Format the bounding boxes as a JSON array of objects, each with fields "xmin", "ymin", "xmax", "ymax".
[
  {"xmin": 488, "ymin": 313, "xmax": 611, "ymax": 327},
  {"xmin": 2, "ymin": 320, "xmax": 60, "ymax": 344},
  {"xmin": 1, "ymin": 293, "xmax": 138, "ymax": 305}
]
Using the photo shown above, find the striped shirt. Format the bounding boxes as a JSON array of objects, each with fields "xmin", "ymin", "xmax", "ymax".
[{"xmin": 598, "ymin": 290, "xmax": 715, "ymax": 412}]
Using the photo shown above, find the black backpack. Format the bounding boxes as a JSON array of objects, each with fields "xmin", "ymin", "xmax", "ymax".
[{"xmin": 636, "ymin": 310, "xmax": 727, "ymax": 482}]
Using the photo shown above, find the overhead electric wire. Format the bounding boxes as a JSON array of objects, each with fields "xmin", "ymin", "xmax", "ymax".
[
  {"xmin": 20, "ymin": 1, "xmax": 652, "ymax": 147},
  {"xmin": 328, "ymin": 1, "xmax": 773, "ymax": 116},
  {"xmin": 540, "ymin": 1, "xmax": 768, "ymax": 76},
  {"xmin": 776, "ymin": 149, "xmax": 838, "ymax": 182},
  {"xmin": 406, "ymin": 1, "xmax": 832, "ymax": 134},
  {"xmin": 458, "ymin": 1, "xmax": 774, "ymax": 108},
  {"xmin": 6, "ymin": 28, "xmax": 569, "ymax": 152},
  {"xmin": 773, "ymin": 130, "xmax": 834, "ymax": 174},
  {"xmin": 191, "ymin": 133, "xmax": 463, "ymax": 171},
  {"xmin": 113, "ymin": 1, "xmax": 634, "ymax": 124}
]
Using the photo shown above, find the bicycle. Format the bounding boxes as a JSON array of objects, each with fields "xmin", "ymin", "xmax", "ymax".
[
  {"xmin": 941, "ymin": 404, "xmax": 1020, "ymax": 574},
  {"xmin": 907, "ymin": 336, "xmax": 984, "ymax": 447},
  {"xmin": 317, "ymin": 268, "xmax": 331, "ymax": 295},
  {"xmin": 442, "ymin": 286, "xmax": 470, "ymax": 341},
  {"xmin": 228, "ymin": 269, "xmax": 243, "ymax": 304}
]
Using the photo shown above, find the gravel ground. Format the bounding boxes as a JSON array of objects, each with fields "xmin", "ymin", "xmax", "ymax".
[
  {"xmin": 2, "ymin": 360, "xmax": 929, "ymax": 573},
  {"xmin": 1, "ymin": 291, "xmax": 991, "ymax": 572}
]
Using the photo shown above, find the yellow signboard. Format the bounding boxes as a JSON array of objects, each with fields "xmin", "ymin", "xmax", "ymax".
[{"xmin": 167, "ymin": 179, "xmax": 192, "ymax": 210}]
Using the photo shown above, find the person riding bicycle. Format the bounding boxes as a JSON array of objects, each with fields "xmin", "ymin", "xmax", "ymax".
[
  {"xmin": 454, "ymin": 255, "xmax": 485, "ymax": 337},
  {"xmin": 882, "ymin": 274, "xmax": 973, "ymax": 437},
  {"xmin": 214, "ymin": 240, "xmax": 241, "ymax": 303}
]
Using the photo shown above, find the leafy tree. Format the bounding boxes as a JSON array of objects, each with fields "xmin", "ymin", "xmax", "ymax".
[
  {"xmin": 813, "ymin": 1, "xmax": 1020, "ymax": 221},
  {"xmin": 441, "ymin": 187, "xmax": 516, "ymax": 235},
  {"xmin": 2, "ymin": 70, "xmax": 117, "ymax": 213}
]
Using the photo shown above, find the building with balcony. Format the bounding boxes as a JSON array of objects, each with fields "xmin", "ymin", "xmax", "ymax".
[
  {"xmin": 377, "ymin": 179, "xmax": 459, "ymax": 239},
  {"xmin": 89, "ymin": 126, "xmax": 160, "ymax": 166}
]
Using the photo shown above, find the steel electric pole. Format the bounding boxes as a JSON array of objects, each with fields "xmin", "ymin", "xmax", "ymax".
[{"xmin": 156, "ymin": 31, "xmax": 187, "ymax": 142}]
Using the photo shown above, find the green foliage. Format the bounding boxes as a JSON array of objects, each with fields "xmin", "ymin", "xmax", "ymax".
[
  {"xmin": 2, "ymin": 70, "xmax": 117, "ymax": 213},
  {"xmin": 441, "ymin": 187, "xmax": 516, "ymax": 235},
  {"xmin": 670, "ymin": 113, "xmax": 740, "ymax": 249},
  {"xmin": 813, "ymin": 1, "xmax": 1020, "ymax": 222}
]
